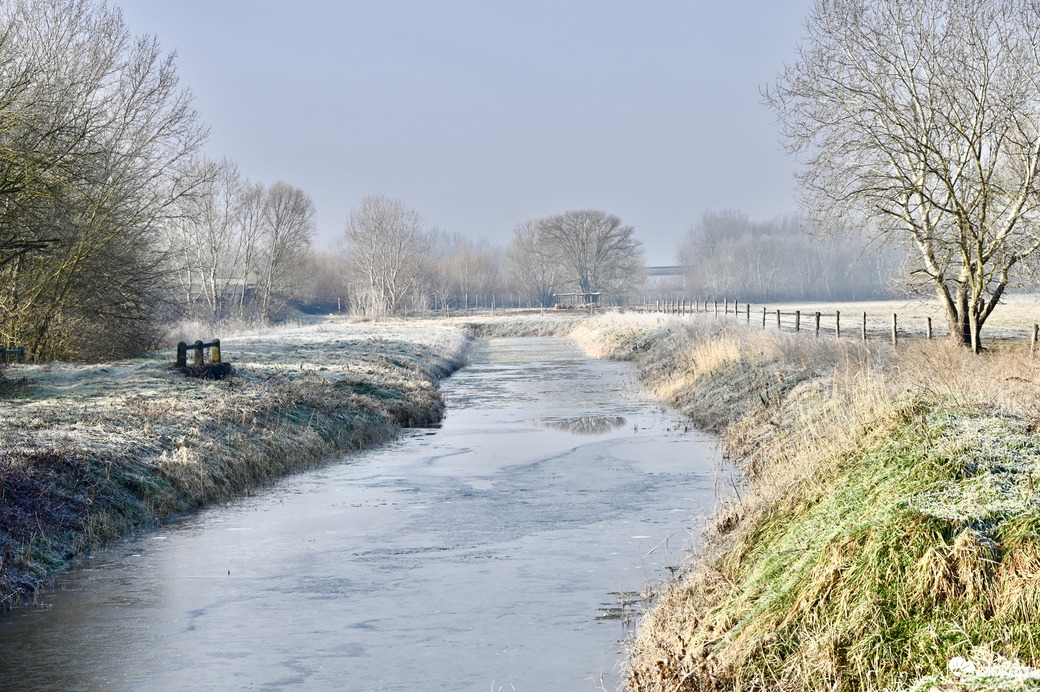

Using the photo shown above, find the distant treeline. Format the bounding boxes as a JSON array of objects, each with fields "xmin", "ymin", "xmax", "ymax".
[{"xmin": 676, "ymin": 211, "xmax": 898, "ymax": 302}]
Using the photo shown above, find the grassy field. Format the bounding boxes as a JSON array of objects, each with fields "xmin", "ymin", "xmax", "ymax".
[
  {"xmin": 559, "ymin": 311, "xmax": 1040, "ymax": 691},
  {"xmin": 655, "ymin": 294, "xmax": 1040, "ymax": 343},
  {"xmin": 0, "ymin": 318, "xmax": 470, "ymax": 608}
]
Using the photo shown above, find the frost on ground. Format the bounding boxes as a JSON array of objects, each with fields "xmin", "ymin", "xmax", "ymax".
[{"xmin": 0, "ymin": 318, "xmax": 471, "ymax": 608}]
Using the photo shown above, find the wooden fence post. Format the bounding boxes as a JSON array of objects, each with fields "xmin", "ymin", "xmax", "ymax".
[
  {"xmin": 862, "ymin": 312, "xmax": 867, "ymax": 341},
  {"xmin": 176, "ymin": 342, "xmax": 187, "ymax": 368},
  {"xmin": 1033, "ymin": 324, "xmax": 1038, "ymax": 356},
  {"xmin": 725, "ymin": 297, "xmax": 729, "ymax": 315},
  {"xmin": 815, "ymin": 311, "xmax": 821, "ymax": 337},
  {"xmin": 795, "ymin": 310, "xmax": 801, "ymax": 332},
  {"xmin": 892, "ymin": 314, "xmax": 898, "ymax": 346},
  {"xmin": 762, "ymin": 306, "xmax": 766, "ymax": 329},
  {"xmin": 746, "ymin": 303, "xmax": 750, "ymax": 322},
  {"xmin": 835, "ymin": 310, "xmax": 841, "ymax": 339},
  {"xmin": 927, "ymin": 317, "xmax": 933, "ymax": 340},
  {"xmin": 194, "ymin": 340, "xmax": 205, "ymax": 367},
  {"xmin": 714, "ymin": 300, "xmax": 719, "ymax": 318},
  {"xmin": 212, "ymin": 338, "xmax": 221, "ymax": 364},
  {"xmin": 776, "ymin": 309, "xmax": 781, "ymax": 330}
]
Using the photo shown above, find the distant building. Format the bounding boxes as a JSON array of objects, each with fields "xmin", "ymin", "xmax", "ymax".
[{"xmin": 645, "ymin": 266, "xmax": 683, "ymax": 289}]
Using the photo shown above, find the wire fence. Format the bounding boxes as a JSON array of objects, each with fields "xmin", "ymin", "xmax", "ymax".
[{"xmin": 641, "ymin": 297, "xmax": 1040, "ymax": 353}]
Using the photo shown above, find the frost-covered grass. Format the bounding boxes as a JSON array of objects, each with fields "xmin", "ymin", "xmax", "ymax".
[
  {"xmin": 716, "ymin": 293, "xmax": 1040, "ymax": 342},
  {"xmin": 548, "ymin": 312, "xmax": 1040, "ymax": 692},
  {"xmin": 0, "ymin": 317, "xmax": 470, "ymax": 608},
  {"xmin": 909, "ymin": 655, "xmax": 1040, "ymax": 691},
  {"xmin": 443, "ymin": 311, "xmax": 587, "ymax": 337}
]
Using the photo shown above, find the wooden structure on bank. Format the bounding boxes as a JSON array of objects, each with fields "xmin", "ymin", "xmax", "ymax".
[
  {"xmin": 175, "ymin": 338, "xmax": 232, "ymax": 379},
  {"xmin": 1, "ymin": 347, "xmax": 25, "ymax": 363},
  {"xmin": 553, "ymin": 292, "xmax": 601, "ymax": 308}
]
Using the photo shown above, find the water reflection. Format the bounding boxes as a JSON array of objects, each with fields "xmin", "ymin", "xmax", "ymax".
[{"xmin": 536, "ymin": 415, "xmax": 628, "ymax": 435}]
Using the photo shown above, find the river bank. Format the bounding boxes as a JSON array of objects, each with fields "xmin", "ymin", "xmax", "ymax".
[
  {"xmin": 560, "ymin": 312, "xmax": 1040, "ymax": 691},
  {"xmin": 0, "ymin": 320, "xmax": 471, "ymax": 608},
  {"xmin": 7, "ymin": 309, "xmax": 1040, "ymax": 690}
]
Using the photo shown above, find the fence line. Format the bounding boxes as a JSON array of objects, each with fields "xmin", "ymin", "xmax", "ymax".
[{"xmin": 640, "ymin": 298, "xmax": 1040, "ymax": 351}]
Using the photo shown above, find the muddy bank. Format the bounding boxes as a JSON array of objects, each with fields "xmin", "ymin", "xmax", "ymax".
[
  {"xmin": 563, "ymin": 313, "xmax": 1040, "ymax": 691},
  {"xmin": 0, "ymin": 320, "xmax": 470, "ymax": 608}
]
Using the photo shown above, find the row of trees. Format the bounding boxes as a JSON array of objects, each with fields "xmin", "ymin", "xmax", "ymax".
[
  {"xmin": 678, "ymin": 210, "xmax": 897, "ymax": 302},
  {"xmin": 0, "ymin": 0, "xmax": 328, "ymax": 360},
  {"xmin": 340, "ymin": 197, "xmax": 647, "ymax": 315},
  {"xmin": 16, "ymin": 0, "xmax": 1032, "ymax": 358},
  {"xmin": 338, "ymin": 194, "xmax": 506, "ymax": 316},
  {"xmin": 0, "ymin": 0, "xmax": 205, "ymax": 361},
  {"xmin": 167, "ymin": 160, "xmax": 316, "ymax": 323}
]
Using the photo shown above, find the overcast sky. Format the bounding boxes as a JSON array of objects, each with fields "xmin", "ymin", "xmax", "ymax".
[{"xmin": 115, "ymin": 1, "xmax": 810, "ymax": 265}]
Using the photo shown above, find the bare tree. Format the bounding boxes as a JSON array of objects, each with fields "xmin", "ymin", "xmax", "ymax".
[
  {"xmin": 537, "ymin": 209, "xmax": 644, "ymax": 301},
  {"xmin": 232, "ymin": 182, "xmax": 267, "ymax": 318},
  {"xmin": 508, "ymin": 219, "xmax": 563, "ymax": 307},
  {"xmin": 765, "ymin": 0, "xmax": 1040, "ymax": 350},
  {"xmin": 678, "ymin": 210, "xmax": 747, "ymax": 299},
  {"xmin": 344, "ymin": 194, "xmax": 430, "ymax": 315},
  {"xmin": 167, "ymin": 158, "xmax": 246, "ymax": 320},
  {"xmin": 255, "ymin": 182, "xmax": 316, "ymax": 320}
]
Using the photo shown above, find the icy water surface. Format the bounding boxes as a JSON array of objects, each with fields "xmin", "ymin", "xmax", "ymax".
[{"xmin": 0, "ymin": 337, "xmax": 722, "ymax": 691}]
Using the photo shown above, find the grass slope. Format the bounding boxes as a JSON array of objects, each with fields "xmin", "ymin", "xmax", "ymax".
[
  {"xmin": 0, "ymin": 319, "xmax": 471, "ymax": 608},
  {"xmin": 563, "ymin": 312, "xmax": 1040, "ymax": 692}
]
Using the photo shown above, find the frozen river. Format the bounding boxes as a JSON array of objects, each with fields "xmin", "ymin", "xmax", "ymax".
[{"xmin": 0, "ymin": 337, "xmax": 722, "ymax": 691}]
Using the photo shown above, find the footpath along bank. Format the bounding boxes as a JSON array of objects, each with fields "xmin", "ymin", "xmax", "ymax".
[{"xmin": 0, "ymin": 320, "xmax": 470, "ymax": 607}]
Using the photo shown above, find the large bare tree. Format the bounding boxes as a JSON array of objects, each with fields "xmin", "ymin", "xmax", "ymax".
[
  {"xmin": 256, "ymin": 182, "xmax": 316, "ymax": 320},
  {"xmin": 766, "ymin": 0, "xmax": 1040, "ymax": 350},
  {"xmin": 537, "ymin": 209, "xmax": 644, "ymax": 301}
]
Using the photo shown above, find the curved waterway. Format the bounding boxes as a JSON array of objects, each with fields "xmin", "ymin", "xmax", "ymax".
[{"xmin": 0, "ymin": 337, "xmax": 722, "ymax": 691}]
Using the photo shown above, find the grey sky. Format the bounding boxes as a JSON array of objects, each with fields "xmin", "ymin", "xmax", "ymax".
[{"xmin": 116, "ymin": 1, "xmax": 810, "ymax": 265}]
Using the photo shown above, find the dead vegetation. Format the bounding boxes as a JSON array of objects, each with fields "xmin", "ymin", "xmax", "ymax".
[
  {"xmin": 0, "ymin": 318, "xmax": 471, "ymax": 609},
  {"xmin": 566, "ymin": 312, "xmax": 1040, "ymax": 692}
]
